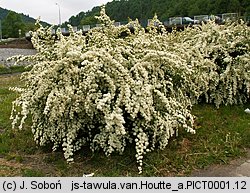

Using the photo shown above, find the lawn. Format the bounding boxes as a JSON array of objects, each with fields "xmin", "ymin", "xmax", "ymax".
[
  {"xmin": 0, "ymin": 74, "xmax": 249, "ymax": 176},
  {"xmin": 0, "ymin": 64, "xmax": 31, "ymax": 75}
]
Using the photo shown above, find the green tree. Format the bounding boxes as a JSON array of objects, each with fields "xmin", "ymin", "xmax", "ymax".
[
  {"xmin": 24, "ymin": 22, "xmax": 37, "ymax": 32},
  {"xmin": 2, "ymin": 11, "xmax": 25, "ymax": 38},
  {"xmin": 63, "ymin": 0, "xmax": 249, "ymax": 27},
  {"xmin": 242, "ymin": 0, "xmax": 250, "ymax": 17},
  {"xmin": 80, "ymin": 16, "xmax": 98, "ymax": 25},
  {"xmin": 228, "ymin": 0, "xmax": 241, "ymax": 14},
  {"xmin": 188, "ymin": 4, "xmax": 200, "ymax": 16}
]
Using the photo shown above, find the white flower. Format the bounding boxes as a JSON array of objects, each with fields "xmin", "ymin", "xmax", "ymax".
[{"xmin": 10, "ymin": 7, "xmax": 250, "ymax": 174}]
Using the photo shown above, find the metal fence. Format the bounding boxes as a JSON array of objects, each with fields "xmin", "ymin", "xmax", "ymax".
[
  {"xmin": 114, "ymin": 22, "xmax": 121, "ymax": 27},
  {"xmin": 222, "ymin": 13, "xmax": 238, "ymax": 21},
  {"xmin": 169, "ymin": 17, "xmax": 182, "ymax": 25},
  {"xmin": 82, "ymin": 25, "xmax": 90, "ymax": 32},
  {"xmin": 25, "ymin": 12, "xmax": 249, "ymax": 38},
  {"xmin": 194, "ymin": 15, "xmax": 209, "ymax": 23},
  {"xmin": 0, "ymin": 20, "xmax": 2, "ymax": 41}
]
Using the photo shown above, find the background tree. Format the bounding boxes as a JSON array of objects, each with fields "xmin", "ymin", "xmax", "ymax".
[
  {"xmin": 62, "ymin": 0, "xmax": 250, "ymax": 27},
  {"xmin": 2, "ymin": 11, "xmax": 25, "ymax": 38},
  {"xmin": 24, "ymin": 22, "xmax": 37, "ymax": 33}
]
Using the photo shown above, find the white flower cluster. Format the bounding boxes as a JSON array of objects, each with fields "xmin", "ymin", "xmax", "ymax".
[
  {"xmin": 10, "ymin": 7, "xmax": 250, "ymax": 173},
  {"xmin": 172, "ymin": 20, "xmax": 250, "ymax": 107}
]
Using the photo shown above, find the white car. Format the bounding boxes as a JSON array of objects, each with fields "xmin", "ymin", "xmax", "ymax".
[{"xmin": 182, "ymin": 17, "xmax": 199, "ymax": 24}]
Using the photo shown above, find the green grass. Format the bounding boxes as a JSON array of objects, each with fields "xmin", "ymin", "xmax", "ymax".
[
  {"xmin": 0, "ymin": 64, "xmax": 31, "ymax": 75},
  {"xmin": 0, "ymin": 74, "xmax": 249, "ymax": 176},
  {"xmin": 22, "ymin": 169, "xmax": 45, "ymax": 177},
  {"xmin": 0, "ymin": 75, "xmax": 20, "ymax": 131}
]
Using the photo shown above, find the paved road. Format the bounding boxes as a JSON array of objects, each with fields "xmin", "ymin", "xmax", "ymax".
[{"xmin": 0, "ymin": 48, "xmax": 36, "ymax": 66}]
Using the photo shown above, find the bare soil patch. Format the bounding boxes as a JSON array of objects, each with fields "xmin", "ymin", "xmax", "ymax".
[{"xmin": 0, "ymin": 39, "xmax": 34, "ymax": 49}]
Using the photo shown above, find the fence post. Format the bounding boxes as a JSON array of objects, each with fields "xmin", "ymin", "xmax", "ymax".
[{"xmin": 0, "ymin": 20, "xmax": 2, "ymax": 41}]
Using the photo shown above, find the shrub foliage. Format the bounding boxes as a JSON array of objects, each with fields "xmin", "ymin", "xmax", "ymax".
[{"xmin": 10, "ymin": 8, "xmax": 250, "ymax": 173}]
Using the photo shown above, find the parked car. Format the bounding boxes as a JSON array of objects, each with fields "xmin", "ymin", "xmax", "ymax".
[
  {"xmin": 169, "ymin": 17, "xmax": 199, "ymax": 25},
  {"xmin": 182, "ymin": 17, "xmax": 199, "ymax": 24}
]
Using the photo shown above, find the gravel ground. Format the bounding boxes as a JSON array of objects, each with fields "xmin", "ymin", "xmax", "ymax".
[{"xmin": 0, "ymin": 48, "xmax": 36, "ymax": 66}]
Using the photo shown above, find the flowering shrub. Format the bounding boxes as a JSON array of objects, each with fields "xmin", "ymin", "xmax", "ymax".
[
  {"xmin": 175, "ymin": 20, "xmax": 250, "ymax": 107},
  {"xmin": 10, "ymin": 8, "xmax": 249, "ymax": 173}
]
